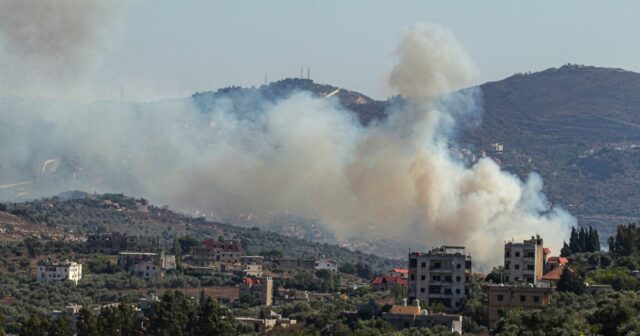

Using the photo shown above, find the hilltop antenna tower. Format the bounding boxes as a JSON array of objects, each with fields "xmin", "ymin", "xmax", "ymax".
[
  {"xmin": 300, "ymin": 66, "xmax": 303, "ymax": 79},
  {"xmin": 307, "ymin": 67, "xmax": 310, "ymax": 80}
]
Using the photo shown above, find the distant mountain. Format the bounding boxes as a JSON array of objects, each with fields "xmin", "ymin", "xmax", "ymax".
[
  {"xmin": 465, "ymin": 65, "xmax": 640, "ymax": 240},
  {"xmin": 2, "ymin": 65, "xmax": 640, "ymax": 250},
  {"xmin": 192, "ymin": 78, "xmax": 387, "ymax": 125},
  {"xmin": 211, "ymin": 66, "xmax": 640, "ymax": 242}
]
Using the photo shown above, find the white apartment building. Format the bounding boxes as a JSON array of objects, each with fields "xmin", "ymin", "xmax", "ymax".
[
  {"xmin": 408, "ymin": 246, "xmax": 471, "ymax": 311},
  {"xmin": 37, "ymin": 261, "xmax": 83, "ymax": 285},
  {"xmin": 504, "ymin": 235, "xmax": 545, "ymax": 284}
]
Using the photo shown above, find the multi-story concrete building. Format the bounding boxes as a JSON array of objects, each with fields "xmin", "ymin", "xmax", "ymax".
[
  {"xmin": 408, "ymin": 246, "xmax": 472, "ymax": 311},
  {"xmin": 36, "ymin": 260, "xmax": 83, "ymax": 285},
  {"xmin": 191, "ymin": 239, "xmax": 243, "ymax": 266},
  {"xmin": 504, "ymin": 236, "xmax": 545, "ymax": 284},
  {"xmin": 87, "ymin": 232, "xmax": 139, "ymax": 254},
  {"xmin": 482, "ymin": 283, "xmax": 552, "ymax": 326}
]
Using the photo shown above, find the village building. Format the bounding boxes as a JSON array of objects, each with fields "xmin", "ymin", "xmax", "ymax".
[
  {"xmin": 408, "ymin": 246, "xmax": 472, "ymax": 310},
  {"xmin": 36, "ymin": 260, "xmax": 83, "ymax": 285},
  {"xmin": 482, "ymin": 283, "xmax": 552, "ymax": 326},
  {"xmin": 241, "ymin": 256, "xmax": 264, "ymax": 277},
  {"xmin": 87, "ymin": 232, "xmax": 139, "ymax": 254},
  {"xmin": 190, "ymin": 239, "xmax": 243, "ymax": 267},
  {"xmin": 382, "ymin": 299, "xmax": 462, "ymax": 333},
  {"xmin": 389, "ymin": 268, "xmax": 409, "ymax": 279},
  {"xmin": 544, "ymin": 256, "xmax": 569, "ymax": 273},
  {"xmin": 371, "ymin": 275, "xmax": 408, "ymax": 292},
  {"xmin": 134, "ymin": 260, "xmax": 164, "ymax": 279},
  {"xmin": 240, "ymin": 276, "xmax": 273, "ymax": 306},
  {"xmin": 275, "ymin": 257, "xmax": 316, "ymax": 272},
  {"xmin": 117, "ymin": 251, "xmax": 174, "ymax": 279},
  {"xmin": 504, "ymin": 236, "xmax": 547, "ymax": 284},
  {"xmin": 314, "ymin": 259, "xmax": 338, "ymax": 272}
]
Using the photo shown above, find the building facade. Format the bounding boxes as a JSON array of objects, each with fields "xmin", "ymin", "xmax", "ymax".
[
  {"xmin": 191, "ymin": 239, "xmax": 243, "ymax": 266},
  {"xmin": 408, "ymin": 246, "xmax": 471, "ymax": 311},
  {"xmin": 87, "ymin": 232, "xmax": 139, "ymax": 254},
  {"xmin": 37, "ymin": 261, "xmax": 83, "ymax": 285},
  {"xmin": 241, "ymin": 256, "xmax": 264, "ymax": 277},
  {"xmin": 314, "ymin": 259, "xmax": 338, "ymax": 272},
  {"xmin": 382, "ymin": 301, "xmax": 462, "ymax": 334},
  {"xmin": 240, "ymin": 276, "xmax": 273, "ymax": 306},
  {"xmin": 504, "ymin": 236, "xmax": 545, "ymax": 284},
  {"xmin": 482, "ymin": 283, "xmax": 552, "ymax": 326}
]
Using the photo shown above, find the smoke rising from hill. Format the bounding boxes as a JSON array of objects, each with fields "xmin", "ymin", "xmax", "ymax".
[{"xmin": 0, "ymin": 21, "xmax": 574, "ymax": 269}]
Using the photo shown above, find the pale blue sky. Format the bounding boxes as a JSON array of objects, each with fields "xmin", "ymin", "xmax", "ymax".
[{"xmin": 97, "ymin": 0, "xmax": 640, "ymax": 101}]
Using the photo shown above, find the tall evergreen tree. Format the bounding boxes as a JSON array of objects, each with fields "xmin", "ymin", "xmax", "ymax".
[
  {"xmin": 19, "ymin": 316, "xmax": 49, "ymax": 336},
  {"xmin": 557, "ymin": 268, "xmax": 585, "ymax": 295},
  {"xmin": 146, "ymin": 290, "xmax": 197, "ymax": 336},
  {"xmin": 193, "ymin": 297, "xmax": 237, "ymax": 335},
  {"xmin": 76, "ymin": 307, "xmax": 98, "ymax": 336},
  {"xmin": 48, "ymin": 316, "xmax": 74, "ymax": 336}
]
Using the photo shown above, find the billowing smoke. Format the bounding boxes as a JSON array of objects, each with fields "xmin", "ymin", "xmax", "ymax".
[
  {"xmin": 0, "ymin": 20, "xmax": 574, "ymax": 269},
  {"xmin": 0, "ymin": 0, "xmax": 126, "ymax": 98}
]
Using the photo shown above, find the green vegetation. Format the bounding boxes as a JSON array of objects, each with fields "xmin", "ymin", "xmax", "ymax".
[{"xmin": 560, "ymin": 226, "xmax": 600, "ymax": 256}]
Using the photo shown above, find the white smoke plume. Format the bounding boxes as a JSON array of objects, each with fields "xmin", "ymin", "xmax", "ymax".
[
  {"xmin": 0, "ymin": 0, "xmax": 126, "ymax": 98},
  {"xmin": 0, "ymin": 19, "xmax": 574, "ymax": 270}
]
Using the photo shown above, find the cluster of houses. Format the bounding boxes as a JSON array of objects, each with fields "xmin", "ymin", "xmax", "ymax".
[
  {"xmin": 368, "ymin": 234, "xmax": 607, "ymax": 333},
  {"xmin": 35, "ymin": 227, "xmax": 603, "ymax": 334}
]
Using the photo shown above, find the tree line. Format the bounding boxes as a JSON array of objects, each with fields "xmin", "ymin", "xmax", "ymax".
[{"xmin": 17, "ymin": 290, "xmax": 240, "ymax": 336}]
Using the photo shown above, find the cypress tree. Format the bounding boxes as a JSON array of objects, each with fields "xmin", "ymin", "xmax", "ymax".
[{"xmin": 76, "ymin": 307, "xmax": 98, "ymax": 336}]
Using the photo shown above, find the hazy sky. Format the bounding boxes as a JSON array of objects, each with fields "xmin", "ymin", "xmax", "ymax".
[{"xmin": 92, "ymin": 1, "xmax": 640, "ymax": 101}]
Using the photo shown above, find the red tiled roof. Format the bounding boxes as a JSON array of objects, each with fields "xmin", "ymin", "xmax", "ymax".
[
  {"xmin": 371, "ymin": 276, "xmax": 384, "ymax": 285},
  {"xmin": 391, "ymin": 268, "xmax": 408, "ymax": 274},
  {"xmin": 383, "ymin": 275, "xmax": 408, "ymax": 286},
  {"xmin": 542, "ymin": 265, "xmax": 571, "ymax": 281},
  {"xmin": 547, "ymin": 256, "xmax": 569, "ymax": 264}
]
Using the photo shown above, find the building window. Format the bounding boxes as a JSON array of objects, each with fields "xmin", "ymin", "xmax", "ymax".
[
  {"xmin": 432, "ymin": 275, "xmax": 440, "ymax": 281},
  {"xmin": 527, "ymin": 265, "xmax": 534, "ymax": 270},
  {"xmin": 421, "ymin": 275, "xmax": 426, "ymax": 281},
  {"xmin": 456, "ymin": 263, "xmax": 461, "ymax": 269},
  {"xmin": 420, "ymin": 287, "xmax": 426, "ymax": 293},
  {"xmin": 444, "ymin": 288, "xmax": 451, "ymax": 295},
  {"xmin": 533, "ymin": 296, "xmax": 540, "ymax": 303},
  {"xmin": 515, "ymin": 264, "xmax": 520, "ymax": 270},
  {"xmin": 410, "ymin": 259, "xmax": 417, "ymax": 268},
  {"xmin": 515, "ymin": 252, "xmax": 520, "ymax": 257},
  {"xmin": 456, "ymin": 276, "xmax": 461, "ymax": 282},
  {"xmin": 520, "ymin": 295, "xmax": 526, "ymax": 302},
  {"xmin": 421, "ymin": 262, "xmax": 427, "ymax": 268},
  {"xmin": 504, "ymin": 276, "xmax": 509, "ymax": 282},
  {"xmin": 497, "ymin": 294, "xmax": 504, "ymax": 302},
  {"xmin": 455, "ymin": 289, "xmax": 460, "ymax": 294},
  {"xmin": 410, "ymin": 274, "xmax": 415, "ymax": 280},
  {"xmin": 431, "ymin": 262, "xmax": 441, "ymax": 269}
]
